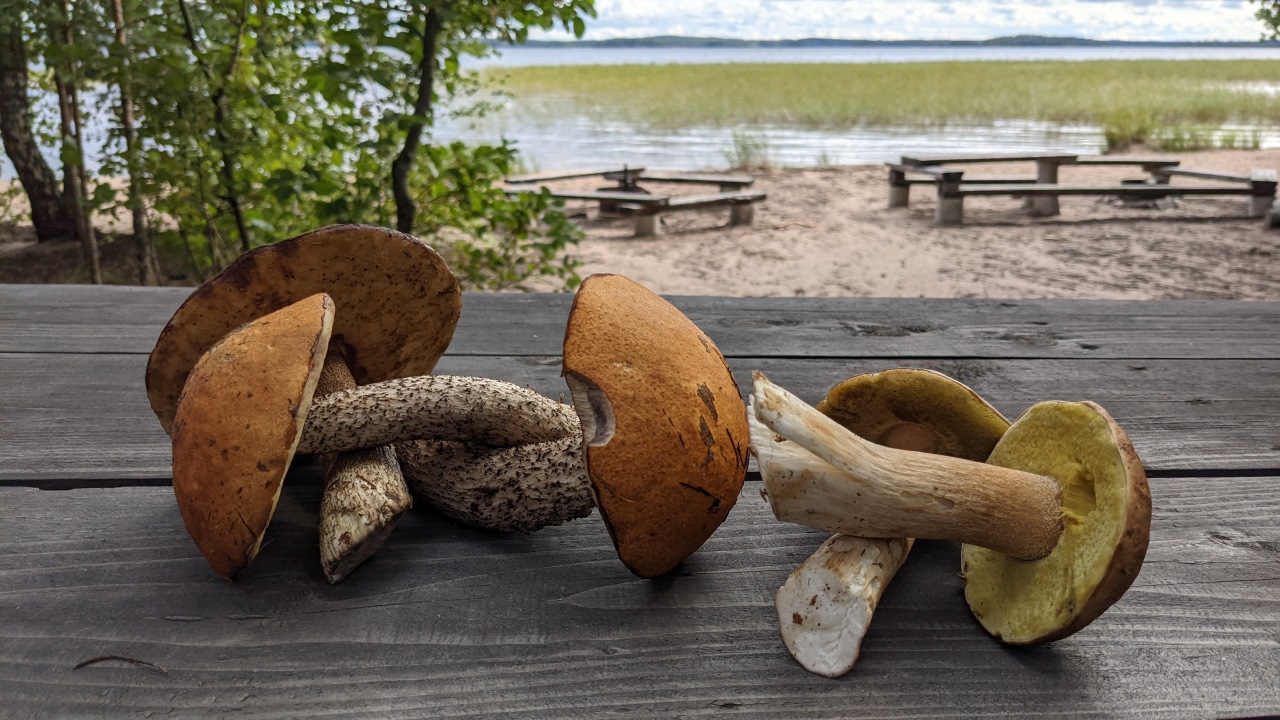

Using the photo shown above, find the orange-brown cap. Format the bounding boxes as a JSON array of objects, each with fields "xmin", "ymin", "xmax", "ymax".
[
  {"xmin": 562, "ymin": 274, "xmax": 750, "ymax": 578},
  {"xmin": 172, "ymin": 293, "xmax": 334, "ymax": 580},
  {"xmin": 147, "ymin": 225, "xmax": 460, "ymax": 436}
]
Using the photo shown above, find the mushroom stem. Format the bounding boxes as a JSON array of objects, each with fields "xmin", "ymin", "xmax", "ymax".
[
  {"xmin": 298, "ymin": 375, "xmax": 578, "ymax": 455},
  {"xmin": 315, "ymin": 344, "xmax": 412, "ymax": 583},
  {"xmin": 777, "ymin": 534, "xmax": 913, "ymax": 678},
  {"xmin": 397, "ymin": 436, "xmax": 594, "ymax": 533},
  {"xmin": 750, "ymin": 372, "xmax": 1063, "ymax": 561}
]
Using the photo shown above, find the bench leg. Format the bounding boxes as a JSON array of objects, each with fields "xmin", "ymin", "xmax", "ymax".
[
  {"xmin": 1033, "ymin": 160, "xmax": 1060, "ymax": 216},
  {"xmin": 1249, "ymin": 194, "xmax": 1274, "ymax": 219},
  {"xmin": 729, "ymin": 203, "xmax": 755, "ymax": 226},
  {"xmin": 634, "ymin": 214, "xmax": 660, "ymax": 238},
  {"xmin": 936, "ymin": 195, "xmax": 963, "ymax": 226},
  {"xmin": 888, "ymin": 170, "xmax": 910, "ymax": 208}
]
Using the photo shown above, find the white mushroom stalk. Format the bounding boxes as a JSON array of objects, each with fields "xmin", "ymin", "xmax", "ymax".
[
  {"xmin": 749, "ymin": 407, "xmax": 915, "ymax": 676},
  {"xmin": 749, "ymin": 372, "xmax": 1063, "ymax": 561},
  {"xmin": 776, "ymin": 534, "xmax": 913, "ymax": 678}
]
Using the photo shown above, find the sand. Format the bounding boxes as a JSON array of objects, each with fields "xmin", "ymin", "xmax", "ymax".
[
  {"xmin": 3, "ymin": 148, "xmax": 1277, "ymax": 298},
  {"xmin": 555, "ymin": 148, "xmax": 1279, "ymax": 300}
]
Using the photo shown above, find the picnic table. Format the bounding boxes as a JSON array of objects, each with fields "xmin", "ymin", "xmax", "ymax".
[
  {"xmin": 3, "ymin": 283, "xmax": 1279, "ymax": 718},
  {"xmin": 505, "ymin": 167, "xmax": 764, "ymax": 237},
  {"xmin": 891, "ymin": 154, "xmax": 1277, "ymax": 225}
]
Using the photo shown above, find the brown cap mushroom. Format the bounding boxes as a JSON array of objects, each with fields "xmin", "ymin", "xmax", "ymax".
[
  {"xmin": 172, "ymin": 293, "xmax": 333, "ymax": 580},
  {"xmin": 563, "ymin": 273, "xmax": 751, "ymax": 578},
  {"xmin": 774, "ymin": 368, "xmax": 1012, "ymax": 676},
  {"xmin": 750, "ymin": 371, "xmax": 1150, "ymax": 645},
  {"xmin": 149, "ymin": 225, "xmax": 458, "ymax": 582},
  {"xmin": 146, "ymin": 224, "xmax": 460, "ymax": 436}
]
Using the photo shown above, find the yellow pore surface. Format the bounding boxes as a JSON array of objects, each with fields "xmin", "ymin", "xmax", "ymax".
[{"xmin": 961, "ymin": 401, "xmax": 1127, "ymax": 644}]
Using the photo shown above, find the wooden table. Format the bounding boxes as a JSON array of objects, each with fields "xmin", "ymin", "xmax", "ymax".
[{"xmin": 2, "ymin": 284, "xmax": 1278, "ymax": 719}]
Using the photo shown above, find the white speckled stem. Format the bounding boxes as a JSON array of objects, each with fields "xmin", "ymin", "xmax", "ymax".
[
  {"xmin": 314, "ymin": 345, "xmax": 412, "ymax": 584},
  {"xmin": 398, "ymin": 436, "xmax": 594, "ymax": 533},
  {"xmin": 298, "ymin": 375, "xmax": 579, "ymax": 454}
]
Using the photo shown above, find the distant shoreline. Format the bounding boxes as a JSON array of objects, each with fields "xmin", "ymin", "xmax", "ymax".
[{"xmin": 515, "ymin": 35, "xmax": 1280, "ymax": 49}]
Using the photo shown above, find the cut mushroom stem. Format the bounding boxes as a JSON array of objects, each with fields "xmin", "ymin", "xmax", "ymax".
[
  {"xmin": 315, "ymin": 344, "xmax": 413, "ymax": 584},
  {"xmin": 777, "ymin": 534, "xmax": 913, "ymax": 678},
  {"xmin": 750, "ymin": 371, "xmax": 1064, "ymax": 561}
]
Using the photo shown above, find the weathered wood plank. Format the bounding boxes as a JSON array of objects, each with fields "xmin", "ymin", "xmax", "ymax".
[
  {"xmin": 4, "ymin": 285, "xmax": 1278, "ymax": 360},
  {"xmin": 0, "ymin": 479, "xmax": 1275, "ymax": 719},
  {"xmin": 3, "ymin": 353, "xmax": 1277, "ymax": 482}
]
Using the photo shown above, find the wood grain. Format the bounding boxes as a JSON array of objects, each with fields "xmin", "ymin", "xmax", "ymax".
[
  {"xmin": 3, "ymin": 352, "xmax": 1276, "ymax": 482},
  {"xmin": 0, "ymin": 479, "xmax": 1275, "ymax": 719},
  {"xmin": 4, "ymin": 285, "xmax": 1278, "ymax": 359}
]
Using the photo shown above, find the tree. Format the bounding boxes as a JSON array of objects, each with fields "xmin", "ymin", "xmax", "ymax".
[
  {"xmin": 0, "ymin": 11, "xmax": 76, "ymax": 242},
  {"xmin": 1256, "ymin": 0, "xmax": 1280, "ymax": 39}
]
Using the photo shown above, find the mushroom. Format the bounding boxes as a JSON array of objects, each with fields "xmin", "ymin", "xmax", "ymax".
[
  {"xmin": 171, "ymin": 293, "xmax": 333, "ymax": 579},
  {"xmin": 771, "ymin": 368, "xmax": 1011, "ymax": 677},
  {"xmin": 749, "ymin": 371, "xmax": 1151, "ymax": 645},
  {"xmin": 169, "ymin": 270, "xmax": 748, "ymax": 580},
  {"xmin": 147, "ymin": 224, "xmax": 460, "ymax": 581},
  {"xmin": 398, "ymin": 273, "xmax": 752, "ymax": 578},
  {"xmin": 170, "ymin": 293, "xmax": 588, "ymax": 580}
]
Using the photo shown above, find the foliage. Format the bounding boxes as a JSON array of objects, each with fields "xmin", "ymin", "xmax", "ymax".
[
  {"xmin": 1256, "ymin": 0, "xmax": 1280, "ymax": 39},
  {"xmin": 2, "ymin": 0, "xmax": 595, "ymax": 290},
  {"xmin": 724, "ymin": 131, "xmax": 773, "ymax": 170}
]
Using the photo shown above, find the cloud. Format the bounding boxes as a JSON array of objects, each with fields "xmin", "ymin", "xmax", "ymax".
[{"xmin": 532, "ymin": 0, "xmax": 1265, "ymax": 42}]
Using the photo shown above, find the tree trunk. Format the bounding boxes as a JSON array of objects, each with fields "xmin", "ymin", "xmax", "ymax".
[
  {"xmin": 111, "ymin": 0, "xmax": 160, "ymax": 285},
  {"xmin": 54, "ymin": 1, "xmax": 101, "ymax": 283},
  {"xmin": 391, "ymin": 7, "xmax": 442, "ymax": 234},
  {"xmin": 0, "ymin": 14, "xmax": 76, "ymax": 242}
]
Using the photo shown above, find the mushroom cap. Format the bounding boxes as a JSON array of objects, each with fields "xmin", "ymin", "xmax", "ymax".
[
  {"xmin": 961, "ymin": 401, "xmax": 1151, "ymax": 644},
  {"xmin": 817, "ymin": 368, "xmax": 1010, "ymax": 459},
  {"xmin": 147, "ymin": 225, "xmax": 460, "ymax": 436},
  {"xmin": 172, "ymin": 293, "xmax": 334, "ymax": 580},
  {"xmin": 562, "ymin": 274, "xmax": 750, "ymax": 578}
]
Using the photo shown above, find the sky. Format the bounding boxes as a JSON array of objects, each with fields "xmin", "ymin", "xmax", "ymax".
[{"xmin": 529, "ymin": 0, "xmax": 1270, "ymax": 43}]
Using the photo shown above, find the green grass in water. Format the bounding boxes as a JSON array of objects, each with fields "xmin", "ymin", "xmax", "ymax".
[{"xmin": 492, "ymin": 60, "xmax": 1280, "ymax": 151}]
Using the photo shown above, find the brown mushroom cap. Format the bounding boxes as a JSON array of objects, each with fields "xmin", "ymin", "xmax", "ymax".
[
  {"xmin": 562, "ymin": 274, "xmax": 750, "ymax": 578},
  {"xmin": 147, "ymin": 225, "xmax": 460, "ymax": 436},
  {"xmin": 817, "ymin": 368, "xmax": 1010, "ymax": 459},
  {"xmin": 172, "ymin": 293, "xmax": 334, "ymax": 580},
  {"xmin": 961, "ymin": 400, "xmax": 1151, "ymax": 644}
]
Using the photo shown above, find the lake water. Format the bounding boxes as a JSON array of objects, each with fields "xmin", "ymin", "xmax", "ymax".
[
  {"xmin": 438, "ymin": 45, "xmax": 1280, "ymax": 170},
  {"xmin": 4, "ymin": 45, "xmax": 1278, "ymax": 179}
]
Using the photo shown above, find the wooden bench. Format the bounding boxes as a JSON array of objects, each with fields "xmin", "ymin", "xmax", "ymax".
[
  {"xmin": 507, "ymin": 187, "xmax": 765, "ymax": 237},
  {"xmin": 894, "ymin": 154, "xmax": 1185, "ymax": 217},
  {"xmin": 887, "ymin": 163, "xmax": 1036, "ymax": 207},
  {"xmin": 612, "ymin": 171, "xmax": 756, "ymax": 192},
  {"xmin": 934, "ymin": 172, "xmax": 1278, "ymax": 225},
  {"xmin": 618, "ymin": 191, "xmax": 767, "ymax": 237}
]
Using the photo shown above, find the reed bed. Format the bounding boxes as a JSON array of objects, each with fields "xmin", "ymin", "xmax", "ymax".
[{"xmin": 492, "ymin": 60, "xmax": 1280, "ymax": 149}]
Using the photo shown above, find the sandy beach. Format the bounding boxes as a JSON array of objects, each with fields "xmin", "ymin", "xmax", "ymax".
[
  {"xmin": 2, "ymin": 148, "xmax": 1277, "ymax": 299},
  {"xmin": 555, "ymin": 148, "xmax": 1279, "ymax": 300}
]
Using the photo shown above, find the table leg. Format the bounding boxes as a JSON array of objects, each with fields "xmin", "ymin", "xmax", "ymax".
[{"xmin": 634, "ymin": 214, "xmax": 660, "ymax": 238}]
